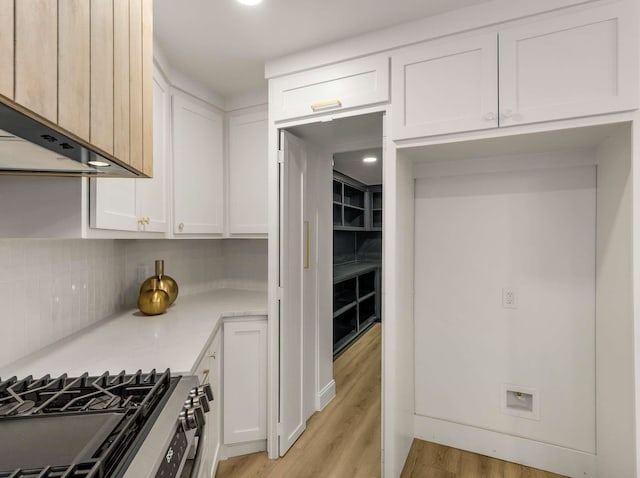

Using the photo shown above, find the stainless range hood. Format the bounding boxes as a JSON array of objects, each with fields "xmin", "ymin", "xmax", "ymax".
[{"xmin": 0, "ymin": 101, "xmax": 142, "ymax": 177}]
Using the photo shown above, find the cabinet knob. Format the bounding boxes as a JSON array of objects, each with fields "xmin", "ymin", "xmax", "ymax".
[
  {"xmin": 178, "ymin": 222, "xmax": 184, "ymax": 231},
  {"xmin": 208, "ymin": 352, "xmax": 216, "ymax": 359},
  {"xmin": 501, "ymin": 109, "xmax": 514, "ymax": 120},
  {"xmin": 137, "ymin": 218, "xmax": 144, "ymax": 225},
  {"xmin": 483, "ymin": 112, "xmax": 496, "ymax": 121},
  {"xmin": 144, "ymin": 217, "xmax": 150, "ymax": 224}
]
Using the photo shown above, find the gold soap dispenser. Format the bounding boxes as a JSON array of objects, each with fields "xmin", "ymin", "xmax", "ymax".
[{"xmin": 138, "ymin": 260, "xmax": 179, "ymax": 315}]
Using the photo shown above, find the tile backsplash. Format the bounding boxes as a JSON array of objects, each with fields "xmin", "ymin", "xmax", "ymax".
[{"xmin": 0, "ymin": 238, "xmax": 267, "ymax": 368}]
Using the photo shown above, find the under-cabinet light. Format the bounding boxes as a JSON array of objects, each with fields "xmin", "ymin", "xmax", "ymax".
[
  {"xmin": 237, "ymin": 0, "xmax": 263, "ymax": 5},
  {"xmin": 363, "ymin": 156, "xmax": 377, "ymax": 163},
  {"xmin": 88, "ymin": 160, "xmax": 111, "ymax": 167}
]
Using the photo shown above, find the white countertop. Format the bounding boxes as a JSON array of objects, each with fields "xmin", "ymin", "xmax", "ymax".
[{"xmin": 0, "ymin": 289, "xmax": 267, "ymax": 379}]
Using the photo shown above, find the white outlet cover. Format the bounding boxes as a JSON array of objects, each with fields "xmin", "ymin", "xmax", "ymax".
[
  {"xmin": 502, "ymin": 287, "xmax": 518, "ymax": 309},
  {"xmin": 501, "ymin": 383, "xmax": 540, "ymax": 420}
]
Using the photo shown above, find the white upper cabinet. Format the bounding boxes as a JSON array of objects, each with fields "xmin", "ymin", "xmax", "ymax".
[
  {"xmin": 228, "ymin": 110, "xmax": 268, "ymax": 235},
  {"xmin": 90, "ymin": 67, "xmax": 168, "ymax": 233},
  {"xmin": 270, "ymin": 54, "xmax": 389, "ymax": 122},
  {"xmin": 392, "ymin": 33, "xmax": 498, "ymax": 139},
  {"xmin": 391, "ymin": 2, "xmax": 637, "ymax": 140},
  {"xmin": 499, "ymin": 3, "xmax": 637, "ymax": 126},
  {"xmin": 172, "ymin": 94, "xmax": 224, "ymax": 235}
]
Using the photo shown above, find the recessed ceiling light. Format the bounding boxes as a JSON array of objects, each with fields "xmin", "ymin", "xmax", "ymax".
[
  {"xmin": 88, "ymin": 160, "xmax": 111, "ymax": 167},
  {"xmin": 237, "ymin": 0, "xmax": 263, "ymax": 5},
  {"xmin": 363, "ymin": 156, "xmax": 377, "ymax": 163}
]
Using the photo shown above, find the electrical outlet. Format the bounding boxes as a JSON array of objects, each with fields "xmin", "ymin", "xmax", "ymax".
[
  {"xmin": 502, "ymin": 288, "xmax": 517, "ymax": 309},
  {"xmin": 137, "ymin": 264, "xmax": 150, "ymax": 283}
]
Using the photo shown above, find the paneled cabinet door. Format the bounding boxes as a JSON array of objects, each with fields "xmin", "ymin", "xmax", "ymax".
[
  {"xmin": 228, "ymin": 111, "xmax": 268, "ymax": 235},
  {"xmin": 0, "ymin": 0, "xmax": 13, "ymax": 99},
  {"xmin": 499, "ymin": 3, "xmax": 637, "ymax": 127},
  {"xmin": 172, "ymin": 94, "xmax": 224, "ymax": 235},
  {"xmin": 392, "ymin": 33, "xmax": 498, "ymax": 140},
  {"xmin": 223, "ymin": 318, "xmax": 268, "ymax": 445},
  {"xmin": 90, "ymin": 67, "xmax": 167, "ymax": 233}
]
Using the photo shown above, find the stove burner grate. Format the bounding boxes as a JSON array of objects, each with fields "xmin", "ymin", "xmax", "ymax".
[{"xmin": 0, "ymin": 369, "xmax": 174, "ymax": 478}]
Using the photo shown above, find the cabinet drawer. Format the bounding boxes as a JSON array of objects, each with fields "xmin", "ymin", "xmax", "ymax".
[{"xmin": 270, "ymin": 54, "xmax": 389, "ymax": 121}]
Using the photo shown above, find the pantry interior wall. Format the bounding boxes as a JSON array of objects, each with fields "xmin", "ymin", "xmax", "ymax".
[{"xmin": 402, "ymin": 123, "xmax": 635, "ymax": 478}]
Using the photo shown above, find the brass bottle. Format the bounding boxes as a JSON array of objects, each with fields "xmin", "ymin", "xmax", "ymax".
[
  {"xmin": 139, "ymin": 260, "xmax": 179, "ymax": 305},
  {"xmin": 138, "ymin": 278, "xmax": 170, "ymax": 316}
]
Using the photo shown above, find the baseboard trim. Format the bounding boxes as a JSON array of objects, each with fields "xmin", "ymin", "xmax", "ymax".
[
  {"xmin": 414, "ymin": 415, "xmax": 596, "ymax": 478},
  {"xmin": 220, "ymin": 439, "xmax": 267, "ymax": 459},
  {"xmin": 316, "ymin": 380, "xmax": 336, "ymax": 411}
]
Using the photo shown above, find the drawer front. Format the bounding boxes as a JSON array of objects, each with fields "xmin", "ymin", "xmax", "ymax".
[{"xmin": 271, "ymin": 54, "xmax": 389, "ymax": 121}]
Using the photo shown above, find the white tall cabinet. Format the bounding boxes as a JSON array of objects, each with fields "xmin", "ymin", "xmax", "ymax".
[{"xmin": 172, "ymin": 94, "xmax": 224, "ymax": 235}]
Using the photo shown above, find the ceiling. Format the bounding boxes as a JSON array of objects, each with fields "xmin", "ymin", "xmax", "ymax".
[
  {"xmin": 154, "ymin": 0, "xmax": 493, "ymax": 97},
  {"xmin": 334, "ymin": 148, "xmax": 383, "ymax": 186}
]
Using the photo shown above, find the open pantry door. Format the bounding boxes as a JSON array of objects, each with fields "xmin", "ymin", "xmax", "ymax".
[{"xmin": 278, "ymin": 130, "xmax": 307, "ymax": 456}]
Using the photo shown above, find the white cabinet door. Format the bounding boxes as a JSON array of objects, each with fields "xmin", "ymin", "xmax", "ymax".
[
  {"xmin": 228, "ymin": 110, "xmax": 268, "ymax": 235},
  {"xmin": 223, "ymin": 318, "xmax": 267, "ymax": 445},
  {"xmin": 392, "ymin": 33, "xmax": 498, "ymax": 140},
  {"xmin": 172, "ymin": 94, "xmax": 224, "ymax": 235},
  {"xmin": 270, "ymin": 54, "xmax": 389, "ymax": 122},
  {"xmin": 134, "ymin": 69, "xmax": 168, "ymax": 233},
  {"xmin": 90, "ymin": 66, "xmax": 168, "ymax": 233},
  {"xmin": 499, "ymin": 3, "xmax": 637, "ymax": 127}
]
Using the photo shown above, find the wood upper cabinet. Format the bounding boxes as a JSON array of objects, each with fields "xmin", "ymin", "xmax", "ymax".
[
  {"xmin": 1, "ymin": 0, "xmax": 154, "ymax": 177},
  {"xmin": 0, "ymin": 0, "xmax": 14, "ymax": 99},
  {"xmin": 15, "ymin": 0, "xmax": 58, "ymax": 123}
]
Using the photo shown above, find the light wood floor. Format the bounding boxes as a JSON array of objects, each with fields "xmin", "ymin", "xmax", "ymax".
[
  {"xmin": 216, "ymin": 323, "xmax": 566, "ymax": 478},
  {"xmin": 215, "ymin": 323, "xmax": 382, "ymax": 478},
  {"xmin": 400, "ymin": 440, "xmax": 567, "ymax": 478}
]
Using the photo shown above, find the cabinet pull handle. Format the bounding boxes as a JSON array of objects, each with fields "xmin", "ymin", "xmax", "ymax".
[
  {"xmin": 208, "ymin": 352, "xmax": 216, "ymax": 359},
  {"xmin": 501, "ymin": 109, "xmax": 514, "ymax": 121},
  {"xmin": 483, "ymin": 112, "xmax": 496, "ymax": 121},
  {"xmin": 143, "ymin": 217, "xmax": 150, "ymax": 224},
  {"xmin": 311, "ymin": 99, "xmax": 342, "ymax": 112},
  {"xmin": 178, "ymin": 222, "xmax": 184, "ymax": 232},
  {"xmin": 202, "ymin": 369, "xmax": 210, "ymax": 384},
  {"xmin": 304, "ymin": 221, "xmax": 310, "ymax": 270}
]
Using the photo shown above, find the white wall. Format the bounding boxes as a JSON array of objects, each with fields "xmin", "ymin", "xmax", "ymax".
[
  {"xmin": 0, "ymin": 238, "xmax": 268, "ymax": 370},
  {"xmin": 413, "ymin": 153, "xmax": 597, "ymax": 454},
  {"xmin": 595, "ymin": 125, "xmax": 635, "ymax": 477}
]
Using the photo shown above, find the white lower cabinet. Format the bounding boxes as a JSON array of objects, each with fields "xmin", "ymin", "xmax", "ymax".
[
  {"xmin": 223, "ymin": 318, "xmax": 268, "ymax": 446},
  {"xmin": 172, "ymin": 93, "xmax": 224, "ymax": 236}
]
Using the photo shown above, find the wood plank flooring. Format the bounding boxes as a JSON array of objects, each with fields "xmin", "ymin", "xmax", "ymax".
[
  {"xmin": 215, "ymin": 323, "xmax": 382, "ymax": 478},
  {"xmin": 216, "ymin": 323, "xmax": 566, "ymax": 478},
  {"xmin": 400, "ymin": 440, "xmax": 567, "ymax": 478}
]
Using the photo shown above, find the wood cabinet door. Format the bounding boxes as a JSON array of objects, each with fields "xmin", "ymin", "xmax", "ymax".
[
  {"xmin": 228, "ymin": 111, "xmax": 268, "ymax": 235},
  {"xmin": 172, "ymin": 94, "xmax": 224, "ymax": 235},
  {"xmin": 90, "ymin": 0, "xmax": 114, "ymax": 155},
  {"xmin": 14, "ymin": 0, "xmax": 58, "ymax": 122},
  {"xmin": 499, "ymin": 3, "xmax": 637, "ymax": 127},
  {"xmin": 0, "ymin": 0, "xmax": 14, "ymax": 99},
  {"xmin": 58, "ymin": 0, "xmax": 90, "ymax": 139},
  {"xmin": 392, "ymin": 33, "xmax": 498, "ymax": 140},
  {"xmin": 223, "ymin": 319, "xmax": 268, "ymax": 445}
]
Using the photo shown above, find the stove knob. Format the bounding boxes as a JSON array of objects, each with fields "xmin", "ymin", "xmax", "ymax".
[
  {"xmin": 190, "ymin": 383, "xmax": 213, "ymax": 402},
  {"xmin": 196, "ymin": 393, "xmax": 210, "ymax": 413},
  {"xmin": 179, "ymin": 405, "xmax": 205, "ymax": 431}
]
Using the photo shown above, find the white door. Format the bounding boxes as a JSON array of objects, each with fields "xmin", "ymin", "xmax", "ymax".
[
  {"xmin": 499, "ymin": 3, "xmax": 637, "ymax": 126},
  {"xmin": 278, "ymin": 130, "xmax": 307, "ymax": 455},
  {"xmin": 392, "ymin": 33, "xmax": 498, "ymax": 139}
]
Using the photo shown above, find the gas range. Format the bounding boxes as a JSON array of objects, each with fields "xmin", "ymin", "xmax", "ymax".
[{"xmin": 0, "ymin": 369, "xmax": 212, "ymax": 478}]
